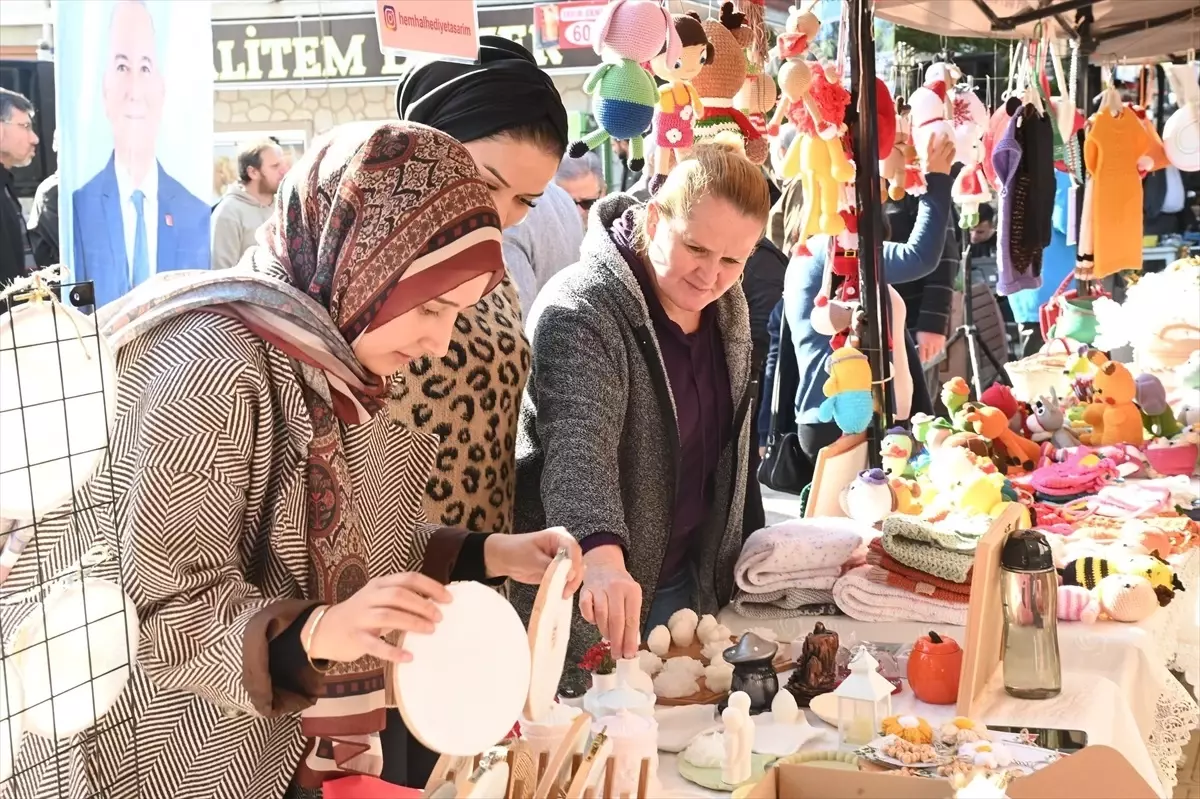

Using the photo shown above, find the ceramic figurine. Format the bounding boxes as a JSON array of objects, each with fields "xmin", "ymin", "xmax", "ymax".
[
  {"xmin": 721, "ymin": 631, "xmax": 779, "ymax": 714},
  {"xmin": 721, "ymin": 691, "xmax": 753, "ymax": 785},
  {"xmin": 785, "ymin": 622, "xmax": 838, "ymax": 707},
  {"xmin": 770, "ymin": 689, "xmax": 800, "ymax": 724}
]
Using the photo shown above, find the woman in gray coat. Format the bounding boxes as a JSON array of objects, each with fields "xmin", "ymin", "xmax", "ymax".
[{"xmin": 511, "ymin": 140, "xmax": 771, "ymax": 685}]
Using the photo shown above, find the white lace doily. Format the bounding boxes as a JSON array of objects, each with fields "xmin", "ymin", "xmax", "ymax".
[{"xmin": 1148, "ymin": 671, "xmax": 1200, "ymax": 795}]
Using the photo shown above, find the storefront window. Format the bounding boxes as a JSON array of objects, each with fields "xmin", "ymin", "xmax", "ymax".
[{"xmin": 212, "ymin": 129, "xmax": 307, "ymax": 203}]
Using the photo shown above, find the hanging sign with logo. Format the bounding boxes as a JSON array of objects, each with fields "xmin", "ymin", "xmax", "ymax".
[
  {"xmin": 375, "ymin": 0, "xmax": 479, "ymax": 63},
  {"xmin": 533, "ymin": 0, "xmax": 609, "ymax": 51}
]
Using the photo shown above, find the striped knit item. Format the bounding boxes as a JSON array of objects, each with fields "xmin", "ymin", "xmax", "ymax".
[
  {"xmin": 1057, "ymin": 584, "xmax": 1098, "ymax": 622},
  {"xmin": 866, "ymin": 538, "xmax": 972, "ymax": 595},
  {"xmin": 866, "ymin": 566, "xmax": 970, "ymax": 605}
]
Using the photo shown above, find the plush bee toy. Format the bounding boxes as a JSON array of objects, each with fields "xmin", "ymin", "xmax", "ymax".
[{"xmin": 1061, "ymin": 551, "xmax": 1185, "ymax": 607}]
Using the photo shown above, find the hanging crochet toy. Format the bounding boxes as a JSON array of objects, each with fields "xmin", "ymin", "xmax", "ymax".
[
  {"xmin": 691, "ymin": 3, "xmax": 769, "ymax": 165},
  {"xmin": 792, "ymin": 65, "xmax": 854, "ymax": 248},
  {"xmin": 951, "ymin": 87, "xmax": 991, "ymax": 228},
  {"xmin": 907, "ymin": 79, "xmax": 956, "ymax": 188},
  {"xmin": 1081, "ymin": 356, "xmax": 1145, "ymax": 447},
  {"xmin": 810, "ymin": 211, "xmax": 860, "ymax": 345},
  {"xmin": 569, "ymin": 0, "xmax": 680, "ymax": 173},
  {"xmin": 819, "ymin": 346, "xmax": 874, "ymax": 435},
  {"xmin": 734, "ymin": 68, "xmax": 777, "ymax": 140},
  {"xmin": 881, "ymin": 99, "xmax": 913, "ymax": 201},
  {"xmin": 649, "ymin": 12, "xmax": 710, "ymax": 176}
]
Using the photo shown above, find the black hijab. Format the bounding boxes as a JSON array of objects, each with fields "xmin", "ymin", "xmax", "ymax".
[{"xmin": 395, "ymin": 37, "xmax": 568, "ymax": 149}]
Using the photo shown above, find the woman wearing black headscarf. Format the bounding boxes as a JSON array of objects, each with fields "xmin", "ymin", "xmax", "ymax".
[{"xmin": 391, "ymin": 37, "xmax": 569, "ymax": 541}]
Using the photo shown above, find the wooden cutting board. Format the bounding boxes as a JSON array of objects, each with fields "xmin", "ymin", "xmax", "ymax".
[{"xmin": 647, "ymin": 637, "xmax": 794, "ymax": 706}]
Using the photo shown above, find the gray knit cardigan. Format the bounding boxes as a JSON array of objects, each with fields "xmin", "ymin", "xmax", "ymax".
[{"xmin": 510, "ymin": 194, "xmax": 762, "ymax": 690}]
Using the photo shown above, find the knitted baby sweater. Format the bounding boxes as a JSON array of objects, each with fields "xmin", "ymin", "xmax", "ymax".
[{"xmin": 993, "ymin": 105, "xmax": 1054, "ymax": 296}]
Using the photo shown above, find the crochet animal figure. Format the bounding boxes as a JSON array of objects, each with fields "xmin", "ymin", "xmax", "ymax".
[
  {"xmin": 792, "ymin": 66, "xmax": 855, "ymax": 250},
  {"xmin": 940, "ymin": 376, "xmax": 970, "ymax": 416},
  {"xmin": 691, "ymin": 3, "xmax": 769, "ymax": 166},
  {"xmin": 1135, "ymin": 372, "xmax": 1184, "ymax": 439},
  {"xmin": 962, "ymin": 404, "xmax": 1041, "ymax": 472},
  {"xmin": 1082, "ymin": 358, "xmax": 1145, "ymax": 447},
  {"xmin": 1118, "ymin": 551, "xmax": 1185, "ymax": 606},
  {"xmin": 819, "ymin": 346, "xmax": 874, "ymax": 434},
  {"xmin": 881, "ymin": 427, "xmax": 915, "ymax": 478},
  {"xmin": 840, "ymin": 468, "xmax": 896, "ymax": 523},
  {"xmin": 1027, "ymin": 388, "xmax": 1082, "ymax": 450},
  {"xmin": 766, "ymin": 2, "xmax": 822, "ymax": 150},
  {"xmin": 649, "ymin": 13, "xmax": 710, "ymax": 177},
  {"xmin": 810, "ymin": 212, "xmax": 862, "ymax": 347},
  {"xmin": 881, "ymin": 99, "xmax": 912, "ymax": 201},
  {"xmin": 734, "ymin": 68, "xmax": 777, "ymax": 139},
  {"xmin": 912, "ymin": 412, "xmax": 954, "ymax": 450},
  {"xmin": 890, "ymin": 477, "xmax": 923, "ymax": 515},
  {"xmin": 1057, "ymin": 584, "xmax": 1100, "ymax": 623},
  {"xmin": 570, "ymin": 0, "xmax": 680, "ymax": 172},
  {"xmin": 1094, "ymin": 574, "xmax": 1160, "ymax": 622}
]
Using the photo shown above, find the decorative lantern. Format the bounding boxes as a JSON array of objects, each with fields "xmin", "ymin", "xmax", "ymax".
[{"xmin": 832, "ymin": 647, "xmax": 893, "ymax": 746}]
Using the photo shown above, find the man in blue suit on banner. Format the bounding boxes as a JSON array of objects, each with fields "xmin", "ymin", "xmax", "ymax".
[{"xmin": 72, "ymin": 0, "xmax": 210, "ymax": 308}]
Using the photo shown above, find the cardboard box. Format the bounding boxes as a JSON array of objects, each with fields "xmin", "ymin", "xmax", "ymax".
[{"xmin": 745, "ymin": 746, "xmax": 1156, "ymax": 799}]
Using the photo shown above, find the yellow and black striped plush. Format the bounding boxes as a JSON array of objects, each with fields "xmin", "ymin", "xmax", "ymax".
[{"xmin": 1060, "ymin": 557, "xmax": 1113, "ymax": 589}]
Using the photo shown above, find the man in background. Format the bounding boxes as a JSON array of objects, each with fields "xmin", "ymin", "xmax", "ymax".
[
  {"xmin": 28, "ymin": 129, "xmax": 60, "ymax": 268},
  {"xmin": 72, "ymin": 0, "xmax": 211, "ymax": 307},
  {"xmin": 210, "ymin": 139, "xmax": 285, "ymax": 269},
  {"xmin": 0, "ymin": 88, "xmax": 38, "ymax": 285},
  {"xmin": 554, "ymin": 151, "xmax": 606, "ymax": 230}
]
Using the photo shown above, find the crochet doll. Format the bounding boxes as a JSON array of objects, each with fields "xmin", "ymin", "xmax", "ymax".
[
  {"xmin": 735, "ymin": 69, "xmax": 777, "ymax": 139},
  {"xmin": 906, "ymin": 79, "xmax": 955, "ymax": 198},
  {"xmin": 570, "ymin": 0, "xmax": 680, "ymax": 172},
  {"xmin": 951, "ymin": 88, "xmax": 992, "ymax": 229},
  {"xmin": 649, "ymin": 13, "xmax": 711, "ymax": 177},
  {"xmin": 691, "ymin": 2, "xmax": 769, "ymax": 166},
  {"xmin": 881, "ymin": 99, "xmax": 913, "ymax": 201},
  {"xmin": 819, "ymin": 346, "xmax": 874, "ymax": 435}
]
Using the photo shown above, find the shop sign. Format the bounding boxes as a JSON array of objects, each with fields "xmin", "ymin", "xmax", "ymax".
[
  {"xmin": 212, "ymin": 6, "xmax": 602, "ymax": 87},
  {"xmin": 375, "ymin": 0, "xmax": 479, "ymax": 63},
  {"xmin": 533, "ymin": 0, "xmax": 609, "ymax": 51}
]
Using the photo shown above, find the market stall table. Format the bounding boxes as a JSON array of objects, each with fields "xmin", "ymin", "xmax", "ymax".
[{"xmin": 655, "ymin": 668, "xmax": 1172, "ymax": 798}]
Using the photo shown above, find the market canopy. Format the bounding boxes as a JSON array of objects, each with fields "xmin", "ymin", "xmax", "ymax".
[{"xmin": 870, "ymin": 0, "xmax": 1200, "ymax": 61}]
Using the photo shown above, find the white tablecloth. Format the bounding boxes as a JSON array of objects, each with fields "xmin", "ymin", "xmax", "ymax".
[
  {"xmin": 655, "ymin": 669, "xmax": 1170, "ymax": 798},
  {"xmin": 715, "ymin": 604, "xmax": 1199, "ymax": 796}
]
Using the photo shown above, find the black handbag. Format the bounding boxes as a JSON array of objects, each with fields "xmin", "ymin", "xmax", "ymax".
[{"xmin": 757, "ymin": 311, "xmax": 807, "ymax": 495}]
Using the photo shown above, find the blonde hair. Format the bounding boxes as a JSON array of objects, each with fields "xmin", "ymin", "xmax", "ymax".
[{"xmin": 636, "ymin": 133, "xmax": 771, "ymax": 250}]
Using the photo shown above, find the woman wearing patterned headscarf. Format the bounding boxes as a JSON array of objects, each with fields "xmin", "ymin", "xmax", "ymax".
[
  {"xmin": 393, "ymin": 37, "xmax": 569, "ymax": 538},
  {"xmin": 0, "ymin": 123, "xmax": 581, "ymax": 798}
]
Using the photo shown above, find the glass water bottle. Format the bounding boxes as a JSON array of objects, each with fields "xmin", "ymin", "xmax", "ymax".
[{"xmin": 1000, "ymin": 529, "xmax": 1062, "ymax": 699}]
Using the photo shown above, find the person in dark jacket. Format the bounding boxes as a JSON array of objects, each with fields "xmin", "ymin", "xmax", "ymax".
[
  {"xmin": 27, "ymin": 130, "xmax": 59, "ymax": 268},
  {"xmin": 0, "ymin": 88, "xmax": 38, "ymax": 285},
  {"xmin": 890, "ymin": 193, "xmax": 958, "ymax": 364}
]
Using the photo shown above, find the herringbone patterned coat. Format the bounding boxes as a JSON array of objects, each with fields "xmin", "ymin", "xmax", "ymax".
[{"xmin": 1, "ymin": 311, "xmax": 442, "ymax": 799}]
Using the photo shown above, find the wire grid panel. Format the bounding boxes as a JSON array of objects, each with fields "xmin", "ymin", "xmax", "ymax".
[{"xmin": 0, "ymin": 280, "xmax": 140, "ymax": 798}]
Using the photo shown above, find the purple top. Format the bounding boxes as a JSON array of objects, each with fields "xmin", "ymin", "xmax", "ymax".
[
  {"xmin": 580, "ymin": 208, "xmax": 734, "ymax": 587},
  {"xmin": 993, "ymin": 104, "xmax": 1051, "ymax": 296}
]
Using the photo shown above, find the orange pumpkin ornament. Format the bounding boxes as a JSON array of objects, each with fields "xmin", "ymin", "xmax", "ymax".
[{"xmin": 907, "ymin": 631, "xmax": 963, "ymax": 706}]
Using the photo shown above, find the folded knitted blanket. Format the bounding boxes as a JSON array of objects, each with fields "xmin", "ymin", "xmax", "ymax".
[
  {"xmin": 833, "ymin": 565, "xmax": 969, "ymax": 625},
  {"xmin": 735, "ymin": 518, "xmax": 873, "ymax": 594},
  {"xmin": 881, "ymin": 519, "xmax": 976, "ymax": 584},
  {"xmin": 882, "ymin": 514, "xmax": 990, "ymax": 552},
  {"xmin": 866, "ymin": 566, "xmax": 970, "ymax": 605},
  {"xmin": 866, "ymin": 538, "xmax": 972, "ymax": 595},
  {"xmin": 728, "ymin": 587, "xmax": 840, "ymax": 619}
]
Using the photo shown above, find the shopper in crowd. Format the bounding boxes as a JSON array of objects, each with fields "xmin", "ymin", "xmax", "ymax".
[
  {"xmin": 555, "ymin": 150, "xmax": 607, "ymax": 230},
  {"xmin": 210, "ymin": 139, "xmax": 287, "ymax": 269},
  {"xmin": 26, "ymin": 128, "xmax": 59, "ymax": 268},
  {"xmin": 0, "ymin": 87, "xmax": 37, "ymax": 285},
  {"xmin": 503, "ymin": 177, "xmax": 584, "ymax": 319},
  {"xmin": 393, "ymin": 37, "xmax": 567, "ymax": 538},
  {"xmin": 1, "ymin": 122, "xmax": 582, "ymax": 799},
  {"xmin": 968, "ymin": 201, "xmax": 997, "ymax": 258},
  {"xmin": 888, "ymin": 192, "xmax": 959, "ymax": 364},
  {"xmin": 511, "ymin": 139, "xmax": 769, "ymax": 678},
  {"xmin": 783, "ymin": 131, "xmax": 956, "ymax": 464}
]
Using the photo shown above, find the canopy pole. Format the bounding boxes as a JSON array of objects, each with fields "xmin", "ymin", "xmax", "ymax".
[{"xmin": 846, "ymin": 0, "xmax": 891, "ymax": 468}]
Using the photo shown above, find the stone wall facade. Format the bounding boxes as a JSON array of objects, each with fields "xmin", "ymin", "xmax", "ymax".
[{"xmin": 213, "ymin": 76, "xmax": 589, "ymax": 139}]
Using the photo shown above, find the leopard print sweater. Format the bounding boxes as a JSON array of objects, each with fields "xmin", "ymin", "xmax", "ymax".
[{"xmin": 388, "ymin": 275, "xmax": 530, "ymax": 535}]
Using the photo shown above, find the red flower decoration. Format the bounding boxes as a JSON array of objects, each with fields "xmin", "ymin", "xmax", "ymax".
[{"xmin": 580, "ymin": 641, "xmax": 616, "ymax": 675}]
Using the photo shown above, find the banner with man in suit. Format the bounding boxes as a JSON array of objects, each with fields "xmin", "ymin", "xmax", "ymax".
[{"xmin": 58, "ymin": 0, "xmax": 213, "ymax": 308}]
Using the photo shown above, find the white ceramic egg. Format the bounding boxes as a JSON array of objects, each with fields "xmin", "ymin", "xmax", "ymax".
[
  {"xmin": 667, "ymin": 608, "xmax": 699, "ymax": 647},
  {"xmin": 771, "ymin": 689, "xmax": 800, "ymax": 724}
]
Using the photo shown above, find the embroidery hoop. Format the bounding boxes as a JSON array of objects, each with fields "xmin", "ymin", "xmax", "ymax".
[
  {"xmin": 0, "ymin": 286, "xmax": 117, "ymax": 524},
  {"xmin": 393, "ymin": 581, "xmax": 531, "ymax": 757},
  {"xmin": 524, "ymin": 548, "xmax": 575, "ymax": 723}
]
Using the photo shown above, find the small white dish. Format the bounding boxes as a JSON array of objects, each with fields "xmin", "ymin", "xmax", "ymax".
[
  {"xmin": 752, "ymin": 718, "xmax": 824, "ymax": 757},
  {"xmin": 653, "ymin": 704, "xmax": 719, "ymax": 753},
  {"xmin": 525, "ymin": 550, "xmax": 574, "ymax": 723}
]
